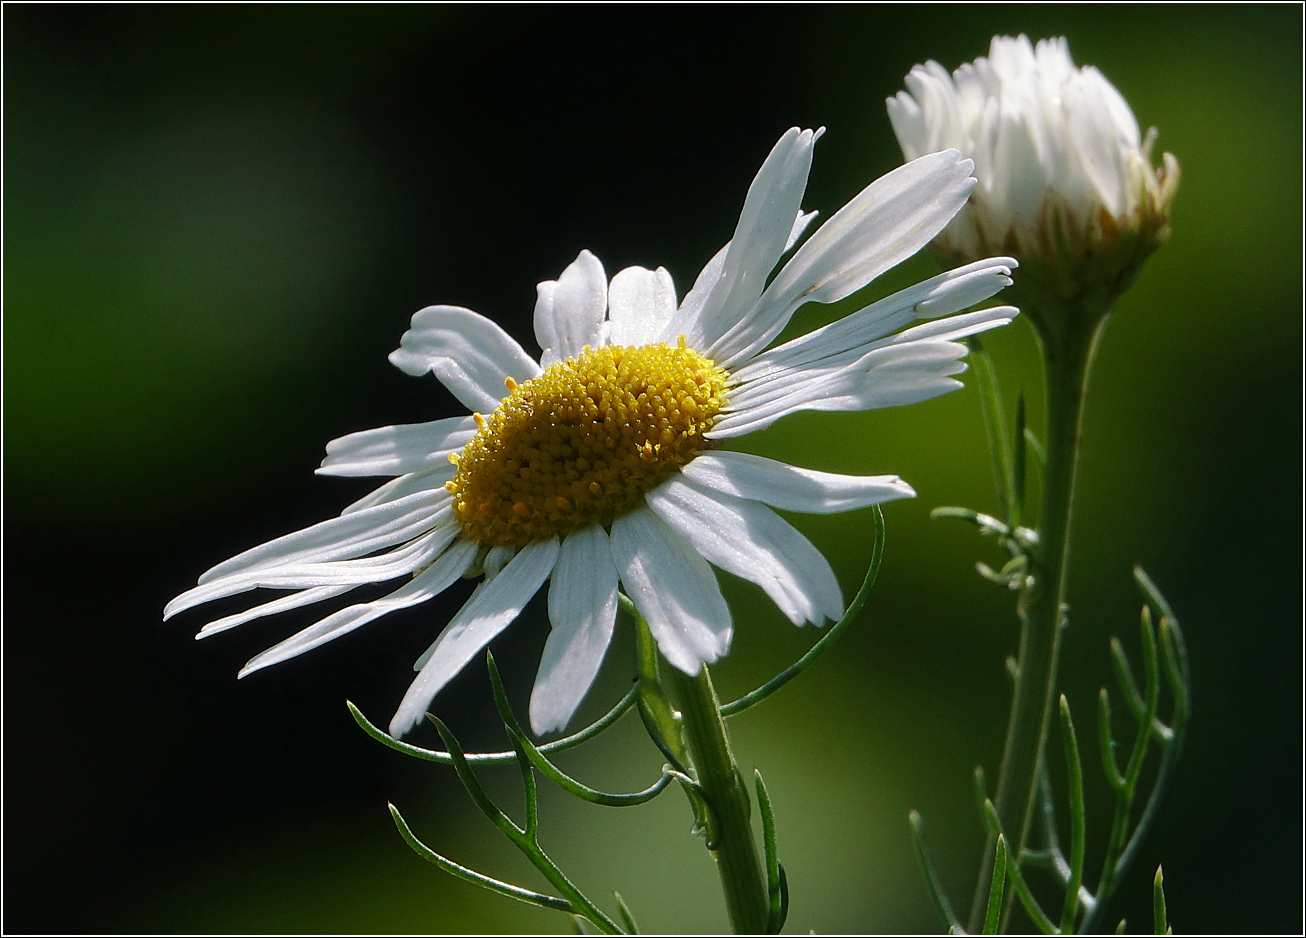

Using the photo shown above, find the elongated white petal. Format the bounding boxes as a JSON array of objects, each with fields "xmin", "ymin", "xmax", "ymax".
[
  {"xmin": 388, "ymin": 305, "xmax": 540, "ymax": 412},
  {"xmin": 713, "ymin": 340, "xmax": 969, "ymax": 438},
  {"xmin": 876, "ymin": 305, "xmax": 1020, "ymax": 346},
  {"xmin": 913, "ymin": 261, "xmax": 1018, "ymax": 318},
  {"xmin": 710, "ymin": 307, "xmax": 1015, "ymax": 438},
  {"xmin": 607, "ymin": 266, "xmax": 678, "ymax": 347},
  {"xmin": 530, "ymin": 524, "xmax": 619, "ymax": 735},
  {"xmin": 1063, "ymin": 70, "xmax": 1129, "ymax": 218},
  {"xmin": 188, "ymin": 490, "xmax": 452, "ymax": 588},
  {"xmin": 672, "ymin": 242, "xmax": 729, "ymax": 342},
  {"xmin": 484, "ymin": 545, "xmax": 516, "ymax": 581},
  {"xmin": 687, "ymin": 129, "xmax": 819, "ymax": 354},
  {"xmin": 609, "ymin": 505, "xmax": 731, "ymax": 674},
  {"xmin": 730, "ymin": 258, "xmax": 1016, "ymax": 387},
  {"xmin": 715, "ymin": 150, "xmax": 976, "ymax": 368},
  {"xmin": 725, "ymin": 305, "xmax": 1017, "ymax": 416},
  {"xmin": 389, "ymin": 536, "xmax": 560, "ymax": 738},
  {"xmin": 169, "ymin": 522, "xmax": 459, "ymax": 616},
  {"xmin": 240, "ymin": 538, "xmax": 480, "ymax": 679},
  {"xmin": 318, "ymin": 416, "xmax": 477, "ymax": 477},
  {"xmin": 535, "ymin": 250, "xmax": 608, "ymax": 367},
  {"xmin": 195, "ymin": 585, "xmax": 357, "ymax": 639},
  {"xmin": 680, "ymin": 451, "xmax": 915, "ymax": 513},
  {"xmin": 341, "ymin": 465, "xmax": 457, "ymax": 515},
  {"xmin": 647, "ymin": 477, "xmax": 842, "ymax": 627},
  {"xmin": 786, "ymin": 210, "xmax": 820, "ymax": 252},
  {"xmin": 670, "ymin": 210, "xmax": 816, "ymax": 349}
]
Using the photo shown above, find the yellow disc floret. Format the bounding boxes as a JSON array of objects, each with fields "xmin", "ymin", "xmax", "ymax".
[{"xmin": 446, "ymin": 340, "xmax": 728, "ymax": 547}]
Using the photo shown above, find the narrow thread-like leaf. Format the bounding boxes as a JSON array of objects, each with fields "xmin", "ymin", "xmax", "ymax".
[
  {"xmin": 968, "ymin": 334, "xmax": 1012, "ymax": 520},
  {"xmin": 755, "ymin": 769, "xmax": 784, "ymax": 933},
  {"xmin": 1023, "ymin": 426, "xmax": 1047, "ymax": 476},
  {"xmin": 614, "ymin": 892, "xmax": 640, "ymax": 935},
  {"xmin": 388, "ymin": 803, "xmax": 572, "ymax": 913},
  {"xmin": 1059, "ymin": 695, "xmax": 1087, "ymax": 933},
  {"xmin": 430, "ymin": 716, "xmax": 521, "ymax": 839},
  {"xmin": 347, "ymin": 685, "xmax": 638, "ymax": 765},
  {"xmin": 983, "ymin": 834, "xmax": 1008, "ymax": 934},
  {"xmin": 1098, "ymin": 688, "xmax": 1125, "ymax": 791},
  {"xmin": 982, "ymin": 800, "xmax": 1058, "ymax": 935},
  {"xmin": 1153, "ymin": 865, "xmax": 1169, "ymax": 935},
  {"xmin": 1110, "ymin": 636, "xmax": 1146, "ymax": 722},
  {"xmin": 485, "ymin": 653, "xmax": 539, "ymax": 838},
  {"xmin": 1012, "ymin": 391, "xmax": 1027, "ymax": 527},
  {"xmin": 722, "ymin": 506, "xmax": 884, "ymax": 716},
  {"xmin": 1139, "ymin": 607, "xmax": 1160, "ymax": 716},
  {"xmin": 909, "ymin": 810, "xmax": 962, "ymax": 933}
]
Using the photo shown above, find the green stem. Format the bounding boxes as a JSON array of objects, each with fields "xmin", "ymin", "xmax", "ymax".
[
  {"xmin": 665, "ymin": 663, "xmax": 770, "ymax": 934},
  {"xmin": 968, "ymin": 310, "xmax": 1110, "ymax": 932}
]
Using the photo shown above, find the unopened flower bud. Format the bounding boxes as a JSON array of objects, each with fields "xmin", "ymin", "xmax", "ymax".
[{"xmin": 888, "ymin": 35, "xmax": 1179, "ymax": 328}]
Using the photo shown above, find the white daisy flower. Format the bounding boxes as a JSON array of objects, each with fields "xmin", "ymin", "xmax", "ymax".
[
  {"xmin": 887, "ymin": 35, "xmax": 1178, "ymax": 307},
  {"xmin": 166, "ymin": 128, "xmax": 1018, "ymax": 740}
]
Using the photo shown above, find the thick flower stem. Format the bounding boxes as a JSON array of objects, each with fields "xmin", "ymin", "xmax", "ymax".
[
  {"xmin": 967, "ymin": 310, "xmax": 1110, "ymax": 933},
  {"xmin": 665, "ymin": 663, "xmax": 770, "ymax": 935}
]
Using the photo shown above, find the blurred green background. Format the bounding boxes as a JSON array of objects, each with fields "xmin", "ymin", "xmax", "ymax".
[{"xmin": 5, "ymin": 5, "xmax": 1301, "ymax": 934}]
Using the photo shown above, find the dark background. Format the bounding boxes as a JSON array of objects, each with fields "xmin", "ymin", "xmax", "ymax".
[{"xmin": 5, "ymin": 5, "xmax": 1301, "ymax": 934}]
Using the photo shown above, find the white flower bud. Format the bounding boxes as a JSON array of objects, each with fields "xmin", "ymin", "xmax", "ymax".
[{"xmin": 887, "ymin": 35, "xmax": 1179, "ymax": 323}]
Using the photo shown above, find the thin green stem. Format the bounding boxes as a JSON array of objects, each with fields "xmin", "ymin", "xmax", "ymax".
[
  {"xmin": 665, "ymin": 663, "xmax": 770, "ymax": 934},
  {"xmin": 969, "ymin": 311, "xmax": 1110, "ymax": 932}
]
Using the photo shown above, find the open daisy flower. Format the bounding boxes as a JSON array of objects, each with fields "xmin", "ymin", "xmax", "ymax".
[{"xmin": 166, "ymin": 128, "xmax": 1018, "ymax": 740}]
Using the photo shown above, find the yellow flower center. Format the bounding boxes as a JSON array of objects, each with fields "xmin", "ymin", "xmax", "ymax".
[{"xmin": 446, "ymin": 340, "xmax": 728, "ymax": 548}]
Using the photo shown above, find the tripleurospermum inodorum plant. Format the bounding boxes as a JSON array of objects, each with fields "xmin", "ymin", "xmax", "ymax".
[
  {"xmin": 167, "ymin": 32, "xmax": 1188, "ymax": 935},
  {"xmin": 891, "ymin": 34, "xmax": 1187, "ymax": 935}
]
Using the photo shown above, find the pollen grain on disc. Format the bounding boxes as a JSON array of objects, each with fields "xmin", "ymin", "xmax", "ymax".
[{"xmin": 447, "ymin": 343, "xmax": 728, "ymax": 547}]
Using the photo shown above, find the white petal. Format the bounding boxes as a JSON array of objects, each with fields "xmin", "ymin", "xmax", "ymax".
[
  {"xmin": 195, "ymin": 585, "xmax": 357, "ymax": 639},
  {"xmin": 484, "ymin": 545, "xmax": 516, "ymax": 581},
  {"xmin": 710, "ymin": 307, "xmax": 1016, "ymax": 438},
  {"xmin": 388, "ymin": 305, "xmax": 541, "ymax": 412},
  {"xmin": 786, "ymin": 210, "xmax": 820, "ymax": 252},
  {"xmin": 647, "ymin": 477, "xmax": 842, "ymax": 627},
  {"xmin": 1064, "ymin": 70, "xmax": 1130, "ymax": 219},
  {"xmin": 877, "ymin": 305, "xmax": 1020, "ymax": 345},
  {"xmin": 530, "ymin": 524, "xmax": 619, "ymax": 735},
  {"xmin": 608, "ymin": 505, "xmax": 731, "ymax": 675},
  {"xmin": 607, "ymin": 266, "xmax": 678, "ymax": 347},
  {"xmin": 687, "ymin": 128, "xmax": 819, "ymax": 355},
  {"xmin": 669, "ymin": 209, "xmax": 818, "ymax": 349},
  {"xmin": 886, "ymin": 90, "xmax": 928, "ymax": 161},
  {"xmin": 186, "ymin": 490, "xmax": 452, "ymax": 589},
  {"xmin": 341, "ymin": 465, "xmax": 457, "ymax": 515},
  {"xmin": 389, "ymin": 536, "xmax": 560, "ymax": 738},
  {"xmin": 680, "ymin": 451, "xmax": 916, "ymax": 514},
  {"xmin": 240, "ymin": 538, "xmax": 480, "ymax": 678},
  {"xmin": 317, "ymin": 416, "xmax": 477, "ymax": 477},
  {"xmin": 722, "ymin": 149, "xmax": 976, "ymax": 368},
  {"xmin": 730, "ymin": 257, "xmax": 1017, "ymax": 388},
  {"xmin": 534, "ymin": 250, "xmax": 607, "ymax": 367},
  {"xmin": 168, "ymin": 521, "xmax": 459, "ymax": 616},
  {"xmin": 672, "ymin": 241, "xmax": 729, "ymax": 341}
]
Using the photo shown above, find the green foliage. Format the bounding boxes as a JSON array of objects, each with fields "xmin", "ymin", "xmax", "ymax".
[{"xmin": 353, "ymin": 508, "xmax": 888, "ymax": 933}]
